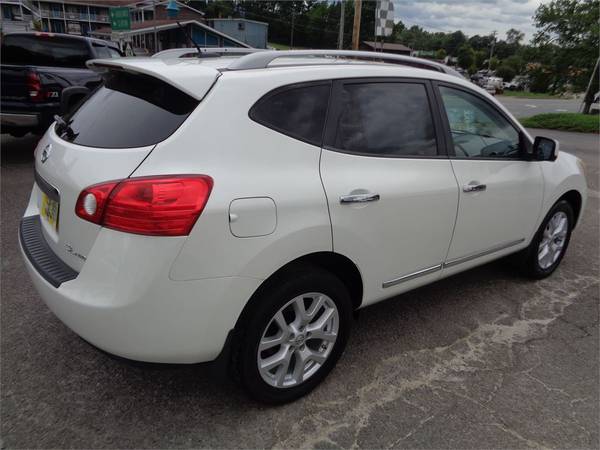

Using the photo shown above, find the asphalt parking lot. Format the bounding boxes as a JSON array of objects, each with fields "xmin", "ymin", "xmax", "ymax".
[
  {"xmin": 497, "ymin": 96, "xmax": 581, "ymax": 118},
  {"xmin": 1, "ymin": 130, "xmax": 598, "ymax": 449}
]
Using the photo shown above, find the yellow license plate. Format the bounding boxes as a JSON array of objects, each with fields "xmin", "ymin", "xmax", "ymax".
[{"xmin": 41, "ymin": 192, "xmax": 60, "ymax": 231}]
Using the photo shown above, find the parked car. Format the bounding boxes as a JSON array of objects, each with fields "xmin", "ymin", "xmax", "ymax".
[
  {"xmin": 20, "ymin": 50, "xmax": 587, "ymax": 404},
  {"xmin": 485, "ymin": 76, "xmax": 503, "ymax": 95},
  {"xmin": 0, "ymin": 32, "xmax": 122, "ymax": 137}
]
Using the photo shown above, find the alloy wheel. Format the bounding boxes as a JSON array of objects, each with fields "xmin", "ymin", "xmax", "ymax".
[
  {"xmin": 538, "ymin": 211, "xmax": 568, "ymax": 269},
  {"xmin": 257, "ymin": 292, "xmax": 339, "ymax": 388}
]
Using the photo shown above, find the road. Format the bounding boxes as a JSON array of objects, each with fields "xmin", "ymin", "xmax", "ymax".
[
  {"xmin": 497, "ymin": 96, "xmax": 581, "ymax": 118},
  {"xmin": 1, "ymin": 131, "xmax": 598, "ymax": 449}
]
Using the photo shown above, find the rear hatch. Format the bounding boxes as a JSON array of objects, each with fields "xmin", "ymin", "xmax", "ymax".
[{"xmin": 32, "ymin": 61, "xmax": 219, "ymax": 271}]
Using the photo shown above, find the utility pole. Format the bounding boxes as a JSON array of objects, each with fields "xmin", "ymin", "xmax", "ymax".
[
  {"xmin": 351, "ymin": 0, "xmax": 361, "ymax": 50},
  {"xmin": 581, "ymin": 56, "xmax": 600, "ymax": 114},
  {"xmin": 290, "ymin": 9, "xmax": 295, "ymax": 49},
  {"xmin": 487, "ymin": 30, "xmax": 497, "ymax": 71},
  {"xmin": 338, "ymin": 0, "xmax": 345, "ymax": 50}
]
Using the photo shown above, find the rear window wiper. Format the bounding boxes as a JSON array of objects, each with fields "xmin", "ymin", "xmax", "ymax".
[{"xmin": 54, "ymin": 114, "xmax": 76, "ymax": 140}]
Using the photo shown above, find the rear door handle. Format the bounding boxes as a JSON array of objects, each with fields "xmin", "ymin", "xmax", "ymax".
[
  {"xmin": 340, "ymin": 193, "xmax": 380, "ymax": 204},
  {"xmin": 463, "ymin": 182, "xmax": 486, "ymax": 193}
]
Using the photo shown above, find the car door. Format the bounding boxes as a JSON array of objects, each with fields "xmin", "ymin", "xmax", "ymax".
[
  {"xmin": 320, "ymin": 78, "xmax": 459, "ymax": 306},
  {"xmin": 434, "ymin": 82, "xmax": 544, "ymax": 276}
]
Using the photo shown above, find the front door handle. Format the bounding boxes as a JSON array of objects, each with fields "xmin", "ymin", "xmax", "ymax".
[
  {"xmin": 340, "ymin": 193, "xmax": 380, "ymax": 204},
  {"xmin": 463, "ymin": 182, "xmax": 487, "ymax": 193}
]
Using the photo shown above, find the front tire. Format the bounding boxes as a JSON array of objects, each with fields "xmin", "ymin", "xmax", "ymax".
[
  {"xmin": 522, "ymin": 200, "xmax": 574, "ymax": 279},
  {"xmin": 235, "ymin": 266, "xmax": 352, "ymax": 404}
]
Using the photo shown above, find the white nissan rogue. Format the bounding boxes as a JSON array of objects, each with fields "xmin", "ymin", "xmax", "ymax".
[{"xmin": 20, "ymin": 50, "xmax": 587, "ymax": 404}]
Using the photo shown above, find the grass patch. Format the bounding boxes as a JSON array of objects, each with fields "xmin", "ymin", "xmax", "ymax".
[
  {"xmin": 520, "ymin": 113, "xmax": 599, "ymax": 133},
  {"xmin": 499, "ymin": 91, "xmax": 565, "ymax": 99}
]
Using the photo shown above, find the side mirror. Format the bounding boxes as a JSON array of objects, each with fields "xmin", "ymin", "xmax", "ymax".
[
  {"xmin": 60, "ymin": 86, "xmax": 90, "ymax": 115},
  {"xmin": 533, "ymin": 136, "xmax": 559, "ymax": 161}
]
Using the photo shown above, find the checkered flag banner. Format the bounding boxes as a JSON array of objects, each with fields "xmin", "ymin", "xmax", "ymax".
[{"xmin": 375, "ymin": 0, "xmax": 395, "ymax": 37}]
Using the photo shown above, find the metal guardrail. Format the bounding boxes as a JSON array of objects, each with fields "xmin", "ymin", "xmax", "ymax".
[{"xmin": 152, "ymin": 47, "xmax": 265, "ymax": 59}]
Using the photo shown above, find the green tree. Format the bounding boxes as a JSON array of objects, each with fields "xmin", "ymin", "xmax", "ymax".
[
  {"xmin": 446, "ymin": 30, "xmax": 466, "ymax": 55},
  {"xmin": 534, "ymin": 0, "xmax": 599, "ymax": 91},
  {"xmin": 457, "ymin": 44, "xmax": 475, "ymax": 69},
  {"xmin": 505, "ymin": 28, "xmax": 525, "ymax": 45},
  {"xmin": 474, "ymin": 50, "xmax": 487, "ymax": 69},
  {"xmin": 496, "ymin": 64, "xmax": 516, "ymax": 81},
  {"xmin": 435, "ymin": 48, "xmax": 447, "ymax": 60}
]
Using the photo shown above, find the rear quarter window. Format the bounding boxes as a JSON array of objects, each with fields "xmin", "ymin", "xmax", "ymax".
[
  {"xmin": 1, "ymin": 34, "xmax": 90, "ymax": 68},
  {"xmin": 57, "ymin": 70, "xmax": 199, "ymax": 148},
  {"xmin": 249, "ymin": 82, "xmax": 331, "ymax": 147}
]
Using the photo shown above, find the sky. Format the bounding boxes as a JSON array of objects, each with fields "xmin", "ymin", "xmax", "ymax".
[{"xmin": 392, "ymin": 0, "xmax": 552, "ymax": 42}]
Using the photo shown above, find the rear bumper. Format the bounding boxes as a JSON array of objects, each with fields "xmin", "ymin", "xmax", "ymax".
[
  {"xmin": 19, "ymin": 213, "xmax": 262, "ymax": 364},
  {"xmin": 1, "ymin": 112, "xmax": 39, "ymax": 127},
  {"xmin": 1, "ymin": 101, "xmax": 60, "ymax": 131}
]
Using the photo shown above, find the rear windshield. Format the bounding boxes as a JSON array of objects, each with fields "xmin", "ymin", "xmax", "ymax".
[
  {"xmin": 57, "ymin": 70, "xmax": 199, "ymax": 148},
  {"xmin": 1, "ymin": 34, "xmax": 90, "ymax": 68}
]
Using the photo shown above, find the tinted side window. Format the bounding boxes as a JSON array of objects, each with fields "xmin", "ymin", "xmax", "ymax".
[
  {"xmin": 1, "ymin": 35, "xmax": 90, "ymax": 68},
  {"xmin": 333, "ymin": 82, "xmax": 437, "ymax": 157},
  {"xmin": 250, "ymin": 83, "xmax": 331, "ymax": 146},
  {"xmin": 439, "ymin": 86, "xmax": 520, "ymax": 158},
  {"xmin": 58, "ymin": 71, "xmax": 198, "ymax": 148}
]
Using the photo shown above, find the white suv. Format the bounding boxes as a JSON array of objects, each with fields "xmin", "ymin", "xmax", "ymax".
[{"xmin": 20, "ymin": 50, "xmax": 587, "ymax": 404}]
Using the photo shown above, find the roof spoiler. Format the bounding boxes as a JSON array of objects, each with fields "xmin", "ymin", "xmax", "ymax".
[{"xmin": 86, "ymin": 59, "xmax": 221, "ymax": 100}]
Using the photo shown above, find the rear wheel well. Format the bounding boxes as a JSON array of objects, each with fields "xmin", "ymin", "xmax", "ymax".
[
  {"xmin": 235, "ymin": 252, "xmax": 363, "ymax": 331},
  {"xmin": 558, "ymin": 190, "xmax": 582, "ymax": 227}
]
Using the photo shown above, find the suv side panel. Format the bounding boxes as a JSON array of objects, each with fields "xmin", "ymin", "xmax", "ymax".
[{"xmin": 132, "ymin": 72, "xmax": 333, "ymax": 282}]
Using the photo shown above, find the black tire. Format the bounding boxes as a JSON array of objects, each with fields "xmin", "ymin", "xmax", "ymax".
[
  {"xmin": 235, "ymin": 266, "xmax": 352, "ymax": 404},
  {"xmin": 521, "ymin": 200, "xmax": 574, "ymax": 279}
]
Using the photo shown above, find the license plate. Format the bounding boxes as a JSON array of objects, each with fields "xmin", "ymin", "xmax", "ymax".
[{"xmin": 41, "ymin": 192, "xmax": 60, "ymax": 231}]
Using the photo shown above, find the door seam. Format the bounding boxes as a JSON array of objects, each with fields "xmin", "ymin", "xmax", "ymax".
[{"xmin": 443, "ymin": 158, "xmax": 462, "ymax": 265}]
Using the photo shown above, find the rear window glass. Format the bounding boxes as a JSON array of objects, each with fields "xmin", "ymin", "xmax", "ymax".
[
  {"xmin": 249, "ymin": 83, "xmax": 331, "ymax": 146},
  {"xmin": 57, "ymin": 70, "xmax": 198, "ymax": 148},
  {"xmin": 92, "ymin": 43, "xmax": 121, "ymax": 58},
  {"xmin": 1, "ymin": 34, "xmax": 90, "ymax": 68}
]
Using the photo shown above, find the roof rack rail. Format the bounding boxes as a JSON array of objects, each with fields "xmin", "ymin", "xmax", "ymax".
[
  {"xmin": 227, "ymin": 50, "xmax": 463, "ymax": 78},
  {"xmin": 152, "ymin": 47, "xmax": 265, "ymax": 59}
]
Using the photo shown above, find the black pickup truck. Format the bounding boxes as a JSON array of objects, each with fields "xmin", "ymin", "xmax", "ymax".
[{"xmin": 1, "ymin": 32, "xmax": 122, "ymax": 137}]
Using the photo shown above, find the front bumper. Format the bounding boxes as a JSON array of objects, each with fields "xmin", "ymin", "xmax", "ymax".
[{"xmin": 19, "ymin": 213, "xmax": 262, "ymax": 364}]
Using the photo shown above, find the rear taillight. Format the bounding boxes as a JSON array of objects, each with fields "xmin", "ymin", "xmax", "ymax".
[
  {"xmin": 75, "ymin": 175, "xmax": 213, "ymax": 236},
  {"xmin": 26, "ymin": 72, "xmax": 43, "ymax": 103}
]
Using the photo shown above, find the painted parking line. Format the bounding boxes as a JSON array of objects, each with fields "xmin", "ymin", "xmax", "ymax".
[
  {"xmin": 555, "ymin": 109, "xmax": 568, "ymax": 112},
  {"xmin": 525, "ymin": 104, "xmax": 537, "ymax": 108}
]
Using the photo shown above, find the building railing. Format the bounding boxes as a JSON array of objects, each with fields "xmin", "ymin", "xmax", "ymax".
[{"xmin": 39, "ymin": 9, "xmax": 110, "ymax": 22}]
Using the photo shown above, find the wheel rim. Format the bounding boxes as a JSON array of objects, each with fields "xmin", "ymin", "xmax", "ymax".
[
  {"xmin": 257, "ymin": 292, "xmax": 339, "ymax": 389},
  {"xmin": 538, "ymin": 211, "xmax": 568, "ymax": 269}
]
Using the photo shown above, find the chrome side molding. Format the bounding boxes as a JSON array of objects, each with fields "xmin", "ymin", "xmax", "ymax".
[
  {"xmin": 382, "ymin": 264, "xmax": 442, "ymax": 288},
  {"xmin": 443, "ymin": 238, "xmax": 525, "ymax": 268},
  {"xmin": 382, "ymin": 238, "xmax": 526, "ymax": 288}
]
